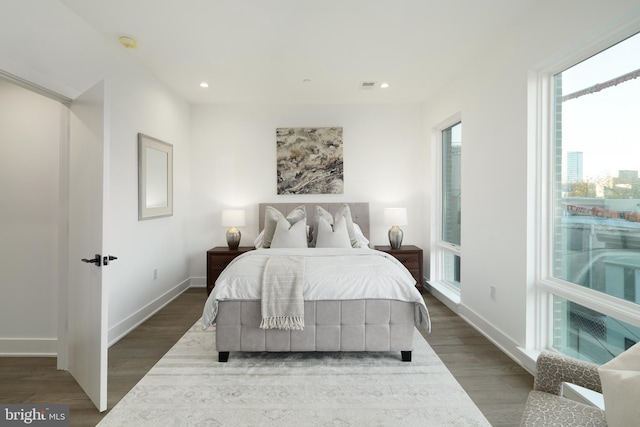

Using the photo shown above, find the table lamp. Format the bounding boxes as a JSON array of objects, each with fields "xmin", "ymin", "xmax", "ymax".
[
  {"xmin": 221, "ymin": 209, "xmax": 245, "ymax": 250},
  {"xmin": 384, "ymin": 208, "xmax": 407, "ymax": 249}
]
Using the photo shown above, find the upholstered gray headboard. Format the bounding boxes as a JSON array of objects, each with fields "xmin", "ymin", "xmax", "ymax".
[{"xmin": 258, "ymin": 202, "xmax": 370, "ymax": 241}]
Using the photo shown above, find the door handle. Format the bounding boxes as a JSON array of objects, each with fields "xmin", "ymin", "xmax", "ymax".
[
  {"xmin": 81, "ymin": 254, "xmax": 102, "ymax": 267},
  {"xmin": 103, "ymin": 255, "xmax": 118, "ymax": 266}
]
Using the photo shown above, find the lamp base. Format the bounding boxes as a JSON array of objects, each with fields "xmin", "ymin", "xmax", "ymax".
[
  {"xmin": 388, "ymin": 226, "xmax": 404, "ymax": 249},
  {"xmin": 226, "ymin": 227, "xmax": 241, "ymax": 250}
]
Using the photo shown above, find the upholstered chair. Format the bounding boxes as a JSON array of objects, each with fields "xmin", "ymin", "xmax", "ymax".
[{"xmin": 520, "ymin": 351, "xmax": 607, "ymax": 426}]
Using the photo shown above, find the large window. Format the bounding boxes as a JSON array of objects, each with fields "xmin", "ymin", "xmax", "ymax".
[
  {"xmin": 433, "ymin": 119, "xmax": 462, "ymax": 291},
  {"xmin": 547, "ymin": 32, "xmax": 640, "ymax": 363}
]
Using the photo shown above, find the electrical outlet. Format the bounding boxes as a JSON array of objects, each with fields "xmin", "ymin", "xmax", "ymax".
[
  {"xmin": 153, "ymin": 268, "xmax": 158, "ymax": 280},
  {"xmin": 490, "ymin": 285, "xmax": 496, "ymax": 301}
]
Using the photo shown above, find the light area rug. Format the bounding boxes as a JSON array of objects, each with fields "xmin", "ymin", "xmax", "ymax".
[{"xmin": 98, "ymin": 320, "xmax": 490, "ymax": 427}]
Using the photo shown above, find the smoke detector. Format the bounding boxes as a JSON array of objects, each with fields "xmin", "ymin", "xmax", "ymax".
[{"xmin": 118, "ymin": 35, "xmax": 138, "ymax": 49}]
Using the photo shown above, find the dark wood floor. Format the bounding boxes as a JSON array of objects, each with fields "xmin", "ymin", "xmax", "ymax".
[
  {"xmin": 0, "ymin": 288, "xmax": 204, "ymax": 427},
  {"xmin": 422, "ymin": 292, "xmax": 533, "ymax": 426},
  {"xmin": 0, "ymin": 288, "xmax": 532, "ymax": 426}
]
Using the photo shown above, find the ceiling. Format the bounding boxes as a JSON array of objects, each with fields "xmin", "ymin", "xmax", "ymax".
[{"xmin": 59, "ymin": 0, "xmax": 536, "ymax": 105}]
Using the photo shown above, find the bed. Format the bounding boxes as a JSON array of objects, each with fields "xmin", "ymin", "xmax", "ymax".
[{"xmin": 202, "ymin": 202, "xmax": 430, "ymax": 362}]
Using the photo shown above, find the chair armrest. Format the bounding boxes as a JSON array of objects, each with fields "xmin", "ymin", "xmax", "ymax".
[{"xmin": 533, "ymin": 351, "xmax": 602, "ymax": 395}]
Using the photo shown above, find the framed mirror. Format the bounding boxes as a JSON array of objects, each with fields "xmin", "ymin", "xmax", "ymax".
[{"xmin": 138, "ymin": 133, "xmax": 173, "ymax": 220}]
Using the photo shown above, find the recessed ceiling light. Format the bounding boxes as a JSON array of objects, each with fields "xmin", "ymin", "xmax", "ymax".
[
  {"xmin": 200, "ymin": 82, "xmax": 209, "ymax": 88},
  {"xmin": 118, "ymin": 35, "xmax": 137, "ymax": 49},
  {"xmin": 380, "ymin": 82, "xmax": 390, "ymax": 89}
]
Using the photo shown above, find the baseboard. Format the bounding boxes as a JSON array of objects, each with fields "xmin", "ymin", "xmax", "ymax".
[
  {"xmin": 424, "ymin": 280, "xmax": 460, "ymax": 312},
  {"xmin": 1, "ymin": 278, "xmax": 197, "ymax": 356},
  {"xmin": 458, "ymin": 304, "xmax": 533, "ymax": 372},
  {"xmin": 425, "ymin": 284, "xmax": 535, "ymax": 374},
  {"xmin": 190, "ymin": 277, "xmax": 206, "ymax": 287},
  {"xmin": 108, "ymin": 278, "xmax": 192, "ymax": 347},
  {"xmin": 0, "ymin": 338, "xmax": 57, "ymax": 357}
]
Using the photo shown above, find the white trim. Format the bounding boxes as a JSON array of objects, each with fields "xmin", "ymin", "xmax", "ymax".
[
  {"xmin": 57, "ymin": 103, "xmax": 71, "ymax": 370},
  {"xmin": 436, "ymin": 241, "xmax": 461, "ymax": 257},
  {"xmin": 528, "ymin": 67, "xmax": 553, "ymax": 352},
  {"xmin": 0, "ymin": 69, "xmax": 72, "ymax": 105},
  {"xmin": 459, "ymin": 303, "xmax": 527, "ymax": 367},
  {"xmin": 539, "ymin": 279, "xmax": 640, "ymax": 328},
  {"xmin": 564, "ymin": 384, "xmax": 605, "ymax": 410},
  {"xmin": 0, "ymin": 339, "xmax": 57, "ymax": 357},
  {"xmin": 107, "ymin": 278, "xmax": 192, "ymax": 346},
  {"xmin": 190, "ymin": 277, "xmax": 206, "ymax": 287},
  {"xmin": 425, "ymin": 280, "xmax": 461, "ymax": 313},
  {"xmin": 516, "ymin": 346, "xmax": 540, "ymax": 375},
  {"xmin": 1, "ymin": 278, "xmax": 201, "ymax": 356},
  {"xmin": 426, "ymin": 289, "xmax": 538, "ymax": 375}
]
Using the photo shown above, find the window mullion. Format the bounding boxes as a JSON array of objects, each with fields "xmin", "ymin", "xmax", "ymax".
[{"xmin": 538, "ymin": 278, "xmax": 640, "ymax": 329}]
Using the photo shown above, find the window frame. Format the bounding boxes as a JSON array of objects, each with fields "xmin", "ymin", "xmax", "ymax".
[
  {"xmin": 532, "ymin": 25, "xmax": 640, "ymax": 356},
  {"xmin": 431, "ymin": 113, "xmax": 462, "ymax": 297}
]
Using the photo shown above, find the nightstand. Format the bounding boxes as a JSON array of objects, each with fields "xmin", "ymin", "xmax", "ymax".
[
  {"xmin": 374, "ymin": 245, "xmax": 424, "ymax": 291},
  {"xmin": 206, "ymin": 246, "xmax": 254, "ymax": 295}
]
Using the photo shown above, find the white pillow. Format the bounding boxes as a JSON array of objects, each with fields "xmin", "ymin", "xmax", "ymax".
[
  {"xmin": 310, "ymin": 204, "xmax": 360, "ymax": 247},
  {"xmin": 334, "ymin": 204, "xmax": 359, "ymax": 248},
  {"xmin": 598, "ymin": 342, "xmax": 640, "ymax": 427},
  {"xmin": 253, "ymin": 229, "xmax": 265, "ymax": 248},
  {"xmin": 315, "ymin": 216, "xmax": 351, "ymax": 248},
  {"xmin": 256, "ymin": 225, "xmax": 309, "ymax": 248},
  {"xmin": 270, "ymin": 215, "xmax": 308, "ymax": 248},
  {"xmin": 310, "ymin": 206, "xmax": 333, "ymax": 247},
  {"xmin": 262, "ymin": 205, "xmax": 306, "ymax": 248},
  {"xmin": 353, "ymin": 223, "xmax": 369, "ymax": 248}
]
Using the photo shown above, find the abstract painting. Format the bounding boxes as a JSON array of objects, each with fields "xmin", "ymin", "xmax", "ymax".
[{"xmin": 276, "ymin": 127, "xmax": 344, "ymax": 194}]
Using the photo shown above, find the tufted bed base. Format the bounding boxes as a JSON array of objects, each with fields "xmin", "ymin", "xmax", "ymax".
[{"xmin": 216, "ymin": 299, "xmax": 416, "ymax": 362}]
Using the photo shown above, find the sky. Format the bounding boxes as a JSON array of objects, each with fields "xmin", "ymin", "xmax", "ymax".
[{"xmin": 560, "ymin": 32, "xmax": 640, "ymax": 181}]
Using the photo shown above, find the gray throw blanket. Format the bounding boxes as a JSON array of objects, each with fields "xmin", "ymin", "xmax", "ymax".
[{"xmin": 260, "ymin": 256, "xmax": 305, "ymax": 330}]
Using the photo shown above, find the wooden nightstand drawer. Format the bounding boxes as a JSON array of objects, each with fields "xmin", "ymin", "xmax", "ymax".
[
  {"xmin": 391, "ymin": 253, "xmax": 419, "ymax": 269},
  {"xmin": 206, "ymin": 246, "xmax": 254, "ymax": 295},
  {"xmin": 374, "ymin": 245, "xmax": 424, "ymax": 291},
  {"xmin": 208, "ymin": 254, "xmax": 237, "ymax": 270}
]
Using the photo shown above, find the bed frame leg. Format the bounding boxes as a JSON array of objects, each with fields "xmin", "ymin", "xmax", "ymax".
[
  {"xmin": 218, "ymin": 352, "xmax": 229, "ymax": 362},
  {"xmin": 401, "ymin": 351, "xmax": 412, "ymax": 362}
]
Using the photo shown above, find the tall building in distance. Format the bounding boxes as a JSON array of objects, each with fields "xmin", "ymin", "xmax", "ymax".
[
  {"xmin": 567, "ymin": 151, "xmax": 583, "ymax": 183},
  {"xmin": 618, "ymin": 170, "xmax": 638, "ymax": 181}
]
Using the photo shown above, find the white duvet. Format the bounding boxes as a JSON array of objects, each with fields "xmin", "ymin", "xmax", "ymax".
[{"xmin": 202, "ymin": 248, "xmax": 430, "ymax": 332}]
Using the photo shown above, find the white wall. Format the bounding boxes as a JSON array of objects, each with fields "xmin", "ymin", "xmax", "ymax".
[
  {"xmin": 105, "ymin": 58, "xmax": 192, "ymax": 345},
  {"xmin": 422, "ymin": 0, "xmax": 640, "ymax": 365},
  {"xmin": 188, "ymin": 104, "xmax": 425, "ymax": 277},
  {"xmin": 0, "ymin": 79, "xmax": 64, "ymax": 355},
  {"xmin": 0, "ymin": 0, "xmax": 192, "ymax": 354}
]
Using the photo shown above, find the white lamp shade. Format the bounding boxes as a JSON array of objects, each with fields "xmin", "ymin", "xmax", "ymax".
[
  {"xmin": 221, "ymin": 209, "xmax": 246, "ymax": 227},
  {"xmin": 384, "ymin": 208, "xmax": 407, "ymax": 226}
]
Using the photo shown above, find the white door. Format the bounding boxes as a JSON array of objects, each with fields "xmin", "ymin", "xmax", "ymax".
[{"xmin": 67, "ymin": 80, "xmax": 111, "ymax": 412}]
